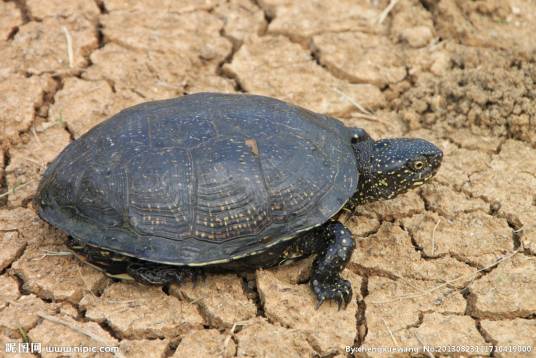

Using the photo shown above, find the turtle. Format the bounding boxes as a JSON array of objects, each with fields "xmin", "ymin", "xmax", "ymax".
[{"xmin": 34, "ymin": 92, "xmax": 442, "ymax": 309}]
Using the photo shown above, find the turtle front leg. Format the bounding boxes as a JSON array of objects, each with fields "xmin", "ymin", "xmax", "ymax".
[
  {"xmin": 126, "ymin": 262, "xmax": 197, "ymax": 285},
  {"xmin": 310, "ymin": 221, "xmax": 355, "ymax": 310}
]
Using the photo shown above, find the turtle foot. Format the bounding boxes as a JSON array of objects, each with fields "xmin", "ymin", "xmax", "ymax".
[{"xmin": 311, "ymin": 276, "xmax": 352, "ymax": 310}]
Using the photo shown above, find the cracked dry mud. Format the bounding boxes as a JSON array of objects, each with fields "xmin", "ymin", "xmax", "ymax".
[{"xmin": 1, "ymin": 0, "xmax": 535, "ymax": 357}]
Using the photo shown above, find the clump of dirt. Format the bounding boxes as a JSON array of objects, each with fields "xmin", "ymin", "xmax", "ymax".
[{"xmin": 396, "ymin": 47, "xmax": 536, "ymax": 146}]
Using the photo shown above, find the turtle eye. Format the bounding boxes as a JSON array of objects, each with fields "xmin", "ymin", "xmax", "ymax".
[{"xmin": 411, "ymin": 160, "xmax": 425, "ymax": 171}]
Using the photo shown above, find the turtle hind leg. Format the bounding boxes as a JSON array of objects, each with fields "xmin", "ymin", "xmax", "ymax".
[
  {"xmin": 66, "ymin": 237, "xmax": 131, "ymax": 275},
  {"xmin": 126, "ymin": 262, "xmax": 197, "ymax": 285}
]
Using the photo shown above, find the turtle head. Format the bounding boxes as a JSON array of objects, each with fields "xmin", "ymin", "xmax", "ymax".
[{"xmin": 350, "ymin": 129, "xmax": 443, "ymax": 204}]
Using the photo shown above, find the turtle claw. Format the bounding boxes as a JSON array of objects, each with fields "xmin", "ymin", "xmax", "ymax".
[
  {"xmin": 337, "ymin": 292, "xmax": 345, "ymax": 311},
  {"xmin": 315, "ymin": 298, "xmax": 325, "ymax": 310},
  {"xmin": 311, "ymin": 277, "xmax": 352, "ymax": 310}
]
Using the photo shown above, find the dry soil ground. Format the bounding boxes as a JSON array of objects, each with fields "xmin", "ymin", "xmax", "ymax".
[{"xmin": 1, "ymin": 0, "xmax": 536, "ymax": 357}]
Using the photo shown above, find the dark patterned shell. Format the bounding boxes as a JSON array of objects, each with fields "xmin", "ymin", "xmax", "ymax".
[{"xmin": 35, "ymin": 93, "xmax": 358, "ymax": 265}]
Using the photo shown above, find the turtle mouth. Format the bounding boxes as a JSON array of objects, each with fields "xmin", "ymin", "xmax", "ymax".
[{"xmin": 410, "ymin": 164, "xmax": 440, "ymax": 188}]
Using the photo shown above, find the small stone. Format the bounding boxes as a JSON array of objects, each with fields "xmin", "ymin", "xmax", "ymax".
[{"xmin": 172, "ymin": 329, "xmax": 236, "ymax": 358}]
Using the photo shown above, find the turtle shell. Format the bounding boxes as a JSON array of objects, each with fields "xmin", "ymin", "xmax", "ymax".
[{"xmin": 35, "ymin": 93, "xmax": 358, "ymax": 265}]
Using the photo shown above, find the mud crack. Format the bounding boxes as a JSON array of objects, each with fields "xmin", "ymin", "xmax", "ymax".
[
  {"xmin": 12, "ymin": 0, "xmax": 32, "ymax": 23},
  {"xmin": 242, "ymin": 273, "xmax": 265, "ymax": 318},
  {"xmin": 216, "ymin": 30, "xmax": 246, "ymax": 93},
  {"xmin": 0, "ymin": 149, "xmax": 11, "ymax": 207},
  {"xmin": 354, "ymin": 275, "xmax": 369, "ymax": 347}
]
